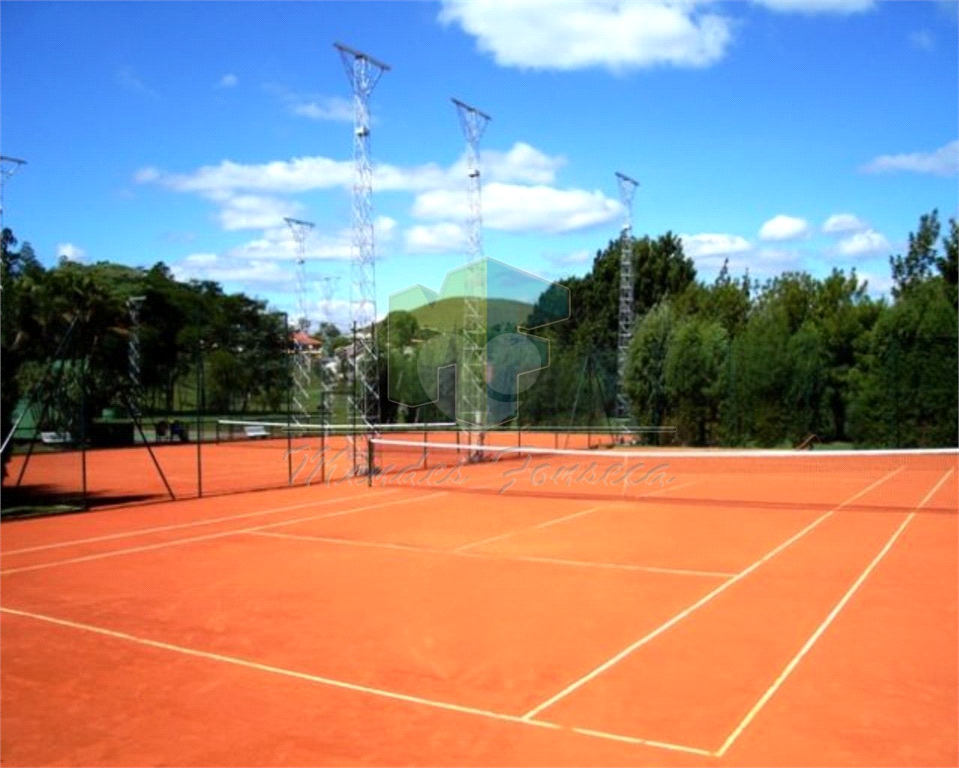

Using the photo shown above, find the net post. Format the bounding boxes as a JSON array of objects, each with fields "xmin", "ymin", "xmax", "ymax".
[
  {"xmin": 320, "ymin": 426, "xmax": 326, "ymax": 484},
  {"xmin": 15, "ymin": 346, "xmax": 72, "ymax": 487},
  {"xmin": 352, "ymin": 321, "xmax": 359, "ymax": 473},
  {"xmin": 196, "ymin": 344, "xmax": 204, "ymax": 498},
  {"xmin": 80, "ymin": 358, "xmax": 89, "ymax": 510},
  {"xmin": 123, "ymin": 391, "xmax": 176, "ymax": 501},
  {"xmin": 367, "ymin": 438, "xmax": 374, "ymax": 488},
  {"xmin": 423, "ymin": 428, "xmax": 428, "ymax": 470},
  {"xmin": 285, "ymin": 312, "xmax": 294, "ymax": 486},
  {"xmin": 286, "ymin": 428, "xmax": 293, "ymax": 486}
]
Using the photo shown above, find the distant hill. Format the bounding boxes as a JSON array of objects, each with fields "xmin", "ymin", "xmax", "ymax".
[{"xmin": 399, "ymin": 295, "xmax": 561, "ymax": 333}]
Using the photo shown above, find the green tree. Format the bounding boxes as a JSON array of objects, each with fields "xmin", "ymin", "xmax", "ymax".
[
  {"xmin": 724, "ymin": 306, "xmax": 793, "ymax": 446},
  {"xmin": 938, "ymin": 217, "xmax": 958, "ymax": 309},
  {"xmin": 812, "ymin": 268, "xmax": 879, "ymax": 441},
  {"xmin": 890, "ymin": 209, "xmax": 941, "ymax": 299},
  {"xmin": 849, "ymin": 279, "xmax": 957, "ymax": 447},
  {"xmin": 664, "ymin": 317, "xmax": 728, "ymax": 445},
  {"xmin": 1, "ymin": 229, "xmax": 46, "ymax": 477},
  {"xmin": 626, "ymin": 301, "xmax": 675, "ymax": 439}
]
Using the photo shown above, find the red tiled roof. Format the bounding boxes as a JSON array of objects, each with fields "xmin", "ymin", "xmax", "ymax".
[{"xmin": 292, "ymin": 330, "xmax": 322, "ymax": 348}]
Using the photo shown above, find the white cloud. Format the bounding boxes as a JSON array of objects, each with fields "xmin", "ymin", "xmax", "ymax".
[
  {"xmin": 745, "ymin": 247, "xmax": 803, "ymax": 276},
  {"xmin": 144, "ymin": 157, "xmax": 353, "ymax": 195},
  {"xmin": 297, "ymin": 296, "xmax": 353, "ymax": 331},
  {"xmin": 855, "ymin": 269, "xmax": 893, "ymax": 297},
  {"xmin": 752, "ymin": 0, "xmax": 874, "ymax": 13},
  {"xmin": 680, "ymin": 233, "xmax": 751, "ymax": 259},
  {"xmin": 137, "ymin": 142, "xmax": 565, "ymax": 197},
  {"xmin": 134, "ymin": 167, "xmax": 161, "ymax": 183},
  {"xmin": 861, "ymin": 140, "xmax": 959, "ymax": 176},
  {"xmin": 909, "ymin": 31, "xmax": 935, "ymax": 50},
  {"xmin": 375, "ymin": 216, "xmax": 399, "ymax": 243},
  {"xmin": 547, "ymin": 249, "xmax": 593, "ymax": 267},
  {"xmin": 758, "ymin": 214, "xmax": 810, "ymax": 241},
  {"xmin": 162, "ymin": 231, "xmax": 197, "ymax": 245},
  {"xmin": 691, "ymin": 245, "xmax": 802, "ymax": 281},
  {"xmin": 822, "ymin": 213, "xmax": 867, "ymax": 233},
  {"xmin": 57, "ymin": 243, "xmax": 86, "ymax": 263},
  {"xmin": 836, "ymin": 229, "xmax": 890, "ymax": 257},
  {"xmin": 438, "ymin": 0, "xmax": 733, "ymax": 71},
  {"xmin": 229, "ymin": 216, "xmax": 397, "ymax": 262},
  {"xmin": 404, "ymin": 223, "xmax": 468, "ymax": 254},
  {"xmin": 480, "ymin": 143, "xmax": 566, "ymax": 185},
  {"xmin": 135, "ymin": 144, "xmax": 590, "ymax": 239},
  {"xmin": 116, "ymin": 66, "xmax": 159, "ymax": 99},
  {"xmin": 210, "ymin": 192, "xmax": 305, "ymax": 231},
  {"xmin": 172, "ymin": 253, "xmax": 291, "ymax": 285},
  {"xmin": 938, "ymin": 0, "xmax": 959, "ymax": 17},
  {"xmin": 413, "ymin": 183, "xmax": 621, "ymax": 234},
  {"xmin": 169, "ymin": 253, "xmax": 353, "ymax": 328},
  {"xmin": 292, "ymin": 96, "xmax": 354, "ymax": 122},
  {"xmin": 219, "ymin": 74, "xmax": 239, "ymax": 88}
]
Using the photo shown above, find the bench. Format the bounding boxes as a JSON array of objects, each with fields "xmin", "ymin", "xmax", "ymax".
[
  {"xmin": 157, "ymin": 420, "xmax": 189, "ymax": 443},
  {"xmin": 40, "ymin": 431, "xmax": 72, "ymax": 445},
  {"xmin": 244, "ymin": 425, "xmax": 269, "ymax": 439}
]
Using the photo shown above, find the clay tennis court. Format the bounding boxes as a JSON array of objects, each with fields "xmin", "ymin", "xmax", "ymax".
[{"xmin": 2, "ymin": 442, "xmax": 957, "ymax": 766}]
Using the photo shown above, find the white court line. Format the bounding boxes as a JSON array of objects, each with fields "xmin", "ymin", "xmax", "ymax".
[
  {"xmin": 0, "ymin": 606, "xmax": 554, "ymax": 727},
  {"xmin": 640, "ymin": 480, "xmax": 699, "ymax": 499},
  {"xmin": 0, "ymin": 605, "xmax": 706, "ymax": 758},
  {"xmin": 455, "ymin": 481, "xmax": 702, "ymax": 554},
  {"xmin": 714, "ymin": 466, "xmax": 956, "ymax": 758},
  {"xmin": 520, "ymin": 465, "xmax": 906, "ymax": 721},
  {"xmin": 571, "ymin": 727, "xmax": 713, "ymax": 757},
  {"xmin": 455, "ymin": 506, "xmax": 605, "ymax": 552},
  {"xmin": 0, "ymin": 492, "xmax": 447, "ymax": 576},
  {"xmin": 0, "ymin": 488, "xmax": 397, "ymax": 557},
  {"xmin": 252, "ymin": 530, "xmax": 737, "ymax": 579},
  {"xmin": 492, "ymin": 552, "xmax": 735, "ymax": 579}
]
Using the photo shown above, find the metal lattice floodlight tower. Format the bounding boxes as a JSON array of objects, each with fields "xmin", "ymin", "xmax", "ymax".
[
  {"xmin": 335, "ymin": 44, "xmax": 390, "ymax": 449},
  {"xmin": 317, "ymin": 275, "xmax": 339, "ymax": 426},
  {"xmin": 615, "ymin": 172, "xmax": 639, "ymax": 420},
  {"xmin": 318, "ymin": 276, "xmax": 339, "ymax": 328},
  {"xmin": 0, "ymin": 155, "xmax": 26, "ymax": 236},
  {"xmin": 127, "ymin": 296, "xmax": 147, "ymax": 416},
  {"xmin": 285, "ymin": 217, "xmax": 315, "ymax": 424},
  {"xmin": 452, "ymin": 98, "xmax": 491, "ymax": 441}
]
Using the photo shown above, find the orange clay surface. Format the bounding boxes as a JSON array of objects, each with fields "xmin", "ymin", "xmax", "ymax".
[{"xmin": 1, "ymin": 451, "xmax": 956, "ymax": 766}]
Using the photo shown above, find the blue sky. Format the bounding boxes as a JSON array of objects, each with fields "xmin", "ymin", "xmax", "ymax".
[{"xmin": 2, "ymin": 0, "xmax": 957, "ymax": 328}]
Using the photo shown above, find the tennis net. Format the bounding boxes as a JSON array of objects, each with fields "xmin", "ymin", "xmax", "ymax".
[
  {"xmin": 368, "ymin": 438, "xmax": 958, "ymax": 514},
  {"xmin": 215, "ymin": 420, "xmax": 459, "ymax": 449}
]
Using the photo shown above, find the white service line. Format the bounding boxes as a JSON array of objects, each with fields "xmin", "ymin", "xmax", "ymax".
[
  {"xmin": 0, "ymin": 605, "xmax": 554, "ymax": 727},
  {"xmin": 0, "ymin": 605, "xmax": 708, "ymax": 758},
  {"xmin": 640, "ymin": 480, "xmax": 699, "ymax": 498},
  {"xmin": 490, "ymin": 552, "xmax": 736, "ymax": 579},
  {"xmin": 1, "ymin": 489, "xmax": 397, "ymax": 557},
  {"xmin": 571, "ymin": 727, "xmax": 713, "ymax": 756},
  {"xmin": 453, "ymin": 480, "xmax": 703, "ymax": 553},
  {"xmin": 519, "ymin": 465, "xmax": 906, "ymax": 721},
  {"xmin": 714, "ymin": 466, "xmax": 956, "ymax": 758},
  {"xmin": 0, "ymin": 492, "xmax": 446, "ymax": 576},
  {"xmin": 455, "ymin": 506, "xmax": 606, "ymax": 552},
  {"xmin": 252, "ymin": 530, "xmax": 736, "ymax": 579}
]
